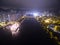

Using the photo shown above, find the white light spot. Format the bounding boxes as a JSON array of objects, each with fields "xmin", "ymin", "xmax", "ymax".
[{"xmin": 33, "ymin": 13, "xmax": 39, "ymax": 17}]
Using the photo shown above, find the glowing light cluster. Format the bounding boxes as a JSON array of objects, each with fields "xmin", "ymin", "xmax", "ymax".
[
  {"xmin": 44, "ymin": 18, "xmax": 52, "ymax": 23},
  {"xmin": 10, "ymin": 22, "xmax": 19, "ymax": 34},
  {"xmin": 33, "ymin": 13, "xmax": 39, "ymax": 17},
  {"xmin": 44, "ymin": 19, "xmax": 50, "ymax": 23}
]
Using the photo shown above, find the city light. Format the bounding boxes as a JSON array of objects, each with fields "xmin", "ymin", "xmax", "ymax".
[
  {"xmin": 44, "ymin": 18, "xmax": 52, "ymax": 23},
  {"xmin": 33, "ymin": 13, "xmax": 39, "ymax": 17},
  {"xmin": 44, "ymin": 19, "xmax": 50, "ymax": 23},
  {"xmin": 10, "ymin": 22, "xmax": 19, "ymax": 34}
]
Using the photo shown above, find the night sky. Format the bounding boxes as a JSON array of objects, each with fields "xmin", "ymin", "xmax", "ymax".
[
  {"xmin": 0, "ymin": 0, "xmax": 60, "ymax": 16},
  {"xmin": 0, "ymin": 0, "xmax": 60, "ymax": 9}
]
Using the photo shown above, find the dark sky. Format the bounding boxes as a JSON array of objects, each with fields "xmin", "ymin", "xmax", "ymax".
[{"xmin": 0, "ymin": 0, "xmax": 60, "ymax": 9}]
